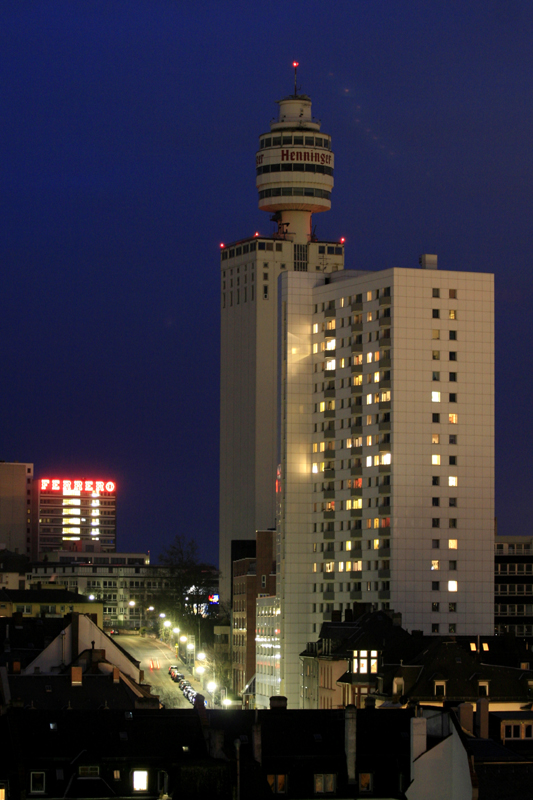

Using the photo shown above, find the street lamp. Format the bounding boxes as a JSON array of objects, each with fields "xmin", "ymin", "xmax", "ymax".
[
  {"xmin": 172, "ymin": 627, "xmax": 180, "ymax": 634},
  {"xmin": 197, "ymin": 652, "xmax": 206, "ymax": 661},
  {"xmin": 163, "ymin": 620, "xmax": 171, "ymax": 628},
  {"xmin": 129, "ymin": 600, "xmax": 135, "ymax": 607},
  {"xmin": 159, "ymin": 613, "xmax": 166, "ymax": 618},
  {"xmin": 207, "ymin": 681, "xmax": 217, "ymax": 693}
]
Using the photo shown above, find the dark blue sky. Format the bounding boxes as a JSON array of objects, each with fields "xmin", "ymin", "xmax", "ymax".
[{"xmin": 2, "ymin": 1, "xmax": 532, "ymax": 565}]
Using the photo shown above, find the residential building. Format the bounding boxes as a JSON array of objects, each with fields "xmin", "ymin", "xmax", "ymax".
[
  {"xmin": 36, "ymin": 475, "xmax": 117, "ymax": 555},
  {"xmin": 232, "ymin": 529, "xmax": 276, "ymax": 698},
  {"xmin": 26, "ymin": 551, "xmax": 163, "ymax": 629},
  {"xmin": 220, "ymin": 82, "xmax": 495, "ymax": 708},
  {"xmin": 495, "ymin": 535, "xmax": 533, "ymax": 638},
  {"xmin": 0, "ymin": 461, "xmax": 34, "ymax": 556}
]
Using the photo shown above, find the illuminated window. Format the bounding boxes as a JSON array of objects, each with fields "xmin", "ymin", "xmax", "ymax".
[
  {"xmin": 449, "ymin": 476, "xmax": 458, "ymax": 487},
  {"xmin": 313, "ymin": 443, "xmax": 318, "ymax": 453},
  {"xmin": 366, "ymin": 352, "xmax": 373, "ymax": 363},
  {"xmin": 366, "ymin": 456, "xmax": 372, "ymax": 467},
  {"xmin": 432, "ymin": 392, "xmax": 441, "ymax": 403},
  {"xmin": 448, "ymin": 539, "xmax": 458, "ymax": 549},
  {"xmin": 326, "ymin": 359, "xmax": 336, "ymax": 371},
  {"xmin": 313, "ymin": 343, "xmax": 318, "ymax": 354},
  {"xmin": 373, "ymin": 371, "xmax": 380, "ymax": 382},
  {"xmin": 432, "ymin": 455, "xmax": 441, "ymax": 465},
  {"xmin": 325, "ymin": 562, "xmax": 335, "ymax": 573},
  {"xmin": 267, "ymin": 775, "xmax": 287, "ymax": 794},
  {"xmin": 326, "ymin": 339, "xmax": 336, "ymax": 350},
  {"xmin": 373, "ymin": 539, "xmax": 380, "ymax": 550},
  {"xmin": 367, "ymin": 312, "xmax": 373, "ymax": 322},
  {"xmin": 432, "ymin": 434, "xmax": 440, "ymax": 444},
  {"xmin": 366, "ymin": 394, "xmax": 373, "ymax": 405},
  {"xmin": 449, "ymin": 414, "xmax": 458, "ymax": 424},
  {"xmin": 359, "ymin": 773, "xmax": 373, "ymax": 793},
  {"xmin": 431, "ymin": 560, "xmax": 440, "ymax": 570},
  {"xmin": 313, "ymin": 324, "xmax": 319, "ymax": 333},
  {"xmin": 312, "ymin": 464, "xmax": 318, "ymax": 474},
  {"xmin": 314, "ymin": 774, "xmax": 336, "ymax": 794},
  {"xmin": 449, "ymin": 309, "xmax": 457, "ymax": 319},
  {"xmin": 432, "ymin": 330, "xmax": 440, "ymax": 340},
  {"xmin": 366, "ymin": 435, "xmax": 372, "ymax": 446},
  {"xmin": 381, "ymin": 453, "xmax": 391, "ymax": 465},
  {"xmin": 448, "ymin": 581, "xmax": 458, "ymax": 592},
  {"xmin": 366, "ymin": 291, "xmax": 372, "ymax": 301},
  {"xmin": 433, "ymin": 350, "xmax": 440, "ymax": 360}
]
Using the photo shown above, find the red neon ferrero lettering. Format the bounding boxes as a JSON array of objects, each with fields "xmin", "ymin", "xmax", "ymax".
[
  {"xmin": 105, "ymin": 481, "xmax": 116, "ymax": 492},
  {"xmin": 41, "ymin": 479, "xmax": 50, "ymax": 491},
  {"xmin": 95, "ymin": 481, "xmax": 104, "ymax": 492},
  {"xmin": 281, "ymin": 149, "xmax": 289, "ymax": 161},
  {"xmin": 84, "ymin": 480, "xmax": 94, "ymax": 492},
  {"xmin": 74, "ymin": 481, "xmax": 83, "ymax": 492},
  {"xmin": 52, "ymin": 479, "xmax": 60, "ymax": 491},
  {"xmin": 63, "ymin": 480, "xmax": 72, "ymax": 492}
]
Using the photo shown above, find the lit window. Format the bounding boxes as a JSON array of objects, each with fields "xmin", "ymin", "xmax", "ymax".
[
  {"xmin": 432, "ymin": 392, "xmax": 441, "ymax": 403},
  {"xmin": 359, "ymin": 773, "xmax": 373, "ymax": 793},
  {"xmin": 381, "ymin": 453, "xmax": 391, "ymax": 465},
  {"xmin": 366, "ymin": 457, "xmax": 372, "ymax": 467},
  {"xmin": 312, "ymin": 464, "xmax": 318, "ymax": 474},
  {"xmin": 449, "ymin": 310, "xmax": 457, "ymax": 319},
  {"xmin": 366, "ymin": 394, "xmax": 373, "ymax": 405},
  {"xmin": 366, "ymin": 352, "xmax": 373, "ymax": 363},
  {"xmin": 470, "ymin": 642, "xmax": 477, "ymax": 652},
  {"xmin": 346, "ymin": 541, "xmax": 352, "ymax": 551},
  {"xmin": 326, "ymin": 339, "xmax": 336, "ymax": 350},
  {"xmin": 449, "ymin": 476, "xmax": 458, "ymax": 487},
  {"xmin": 482, "ymin": 643, "xmax": 489, "ymax": 651},
  {"xmin": 448, "ymin": 539, "xmax": 458, "ymax": 549},
  {"xmin": 373, "ymin": 371, "xmax": 380, "ymax": 382},
  {"xmin": 432, "ymin": 455, "xmax": 441, "ymax": 465},
  {"xmin": 314, "ymin": 774, "xmax": 336, "ymax": 794},
  {"xmin": 449, "ymin": 414, "xmax": 458, "ymax": 424},
  {"xmin": 448, "ymin": 581, "xmax": 458, "ymax": 592},
  {"xmin": 326, "ymin": 359, "xmax": 336, "ymax": 371},
  {"xmin": 367, "ymin": 312, "xmax": 373, "ymax": 322},
  {"xmin": 313, "ymin": 343, "xmax": 318, "ymax": 354},
  {"xmin": 313, "ymin": 324, "xmax": 318, "ymax": 334},
  {"xmin": 432, "ymin": 434, "xmax": 440, "ymax": 444},
  {"xmin": 431, "ymin": 560, "xmax": 440, "ymax": 570},
  {"xmin": 366, "ymin": 291, "xmax": 372, "ymax": 301},
  {"xmin": 433, "ymin": 350, "xmax": 440, "ymax": 360},
  {"xmin": 432, "ymin": 330, "xmax": 440, "ymax": 340},
  {"xmin": 267, "ymin": 775, "xmax": 287, "ymax": 794}
]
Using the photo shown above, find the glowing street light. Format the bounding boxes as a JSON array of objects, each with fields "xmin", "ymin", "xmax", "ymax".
[
  {"xmin": 223, "ymin": 698, "xmax": 232, "ymax": 707},
  {"xmin": 197, "ymin": 652, "xmax": 206, "ymax": 661},
  {"xmin": 163, "ymin": 620, "xmax": 171, "ymax": 628},
  {"xmin": 207, "ymin": 681, "xmax": 217, "ymax": 693},
  {"xmin": 129, "ymin": 600, "xmax": 135, "ymax": 607},
  {"xmin": 179, "ymin": 635, "xmax": 187, "ymax": 643},
  {"xmin": 148, "ymin": 606, "xmax": 154, "ymax": 611},
  {"xmin": 159, "ymin": 613, "xmax": 166, "ymax": 618},
  {"xmin": 172, "ymin": 627, "xmax": 180, "ymax": 634},
  {"xmin": 88, "ymin": 594, "xmax": 95, "ymax": 601},
  {"xmin": 197, "ymin": 666, "xmax": 205, "ymax": 675}
]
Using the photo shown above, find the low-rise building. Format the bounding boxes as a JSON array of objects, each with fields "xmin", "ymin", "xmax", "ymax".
[{"xmin": 0, "ymin": 587, "xmax": 102, "ymax": 627}]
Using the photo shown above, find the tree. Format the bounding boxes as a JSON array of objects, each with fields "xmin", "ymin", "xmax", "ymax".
[{"xmin": 158, "ymin": 535, "xmax": 218, "ymax": 641}]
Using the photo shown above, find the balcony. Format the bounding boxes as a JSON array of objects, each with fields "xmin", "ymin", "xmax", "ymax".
[
  {"xmin": 324, "ymin": 510, "xmax": 336, "ymax": 520},
  {"xmin": 379, "ymin": 463, "xmax": 391, "ymax": 473},
  {"xmin": 351, "ymin": 569, "xmax": 363, "ymax": 579},
  {"xmin": 323, "ymin": 529, "xmax": 335, "ymax": 540},
  {"xmin": 351, "ymin": 381, "xmax": 363, "ymax": 391},
  {"xmin": 379, "ymin": 505, "xmax": 391, "ymax": 515},
  {"xmin": 351, "ymin": 342, "xmax": 363, "ymax": 353},
  {"xmin": 379, "ymin": 379, "xmax": 391, "ymax": 389},
  {"xmin": 350, "ymin": 487, "xmax": 363, "ymax": 497},
  {"xmin": 351, "ymin": 323, "xmax": 363, "ymax": 333},
  {"xmin": 324, "ymin": 429, "xmax": 336, "ymax": 439},
  {"xmin": 324, "ymin": 468, "xmax": 335, "ymax": 479},
  {"xmin": 379, "ymin": 337, "xmax": 391, "ymax": 347},
  {"xmin": 350, "ymin": 529, "xmax": 363, "ymax": 539},
  {"xmin": 350, "ymin": 590, "xmax": 363, "ymax": 600},
  {"xmin": 379, "ymin": 357, "xmax": 391, "ymax": 369},
  {"xmin": 378, "ymin": 569, "xmax": 391, "ymax": 579},
  {"xmin": 379, "ymin": 294, "xmax": 392, "ymax": 306},
  {"xmin": 351, "ymin": 465, "xmax": 363, "ymax": 476},
  {"xmin": 324, "ymin": 308, "xmax": 336, "ymax": 319},
  {"xmin": 378, "ymin": 547, "xmax": 391, "ymax": 558},
  {"xmin": 351, "ymin": 301, "xmax": 363, "ymax": 312},
  {"xmin": 351, "ymin": 446, "xmax": 363, "ymax": 456},
  {"xmin": 324, "ymin": 370, "xmax": 336, "ymax": 378},
  {"xmin": 324, "ymin": 389, "xmax": 335, "ymax": 398},
  {"xmin": 323, "ymin": 572, "xmax": 335, "ymax": 581},
  {"xmin": 379, "ymin": 484, "xmax": 391, "ymax": 495},
  {"xmin": 323, "ymin": 591, "xmax": 335, "ymax": 601},
  {"xmin": 378, "ymin": 314, "xmax": 391, "ymax": 327},
  {"xmin": 323, "ymin": 489, "xmax": 335, "ymax": 499},
  {"xmin": 324, "ymin": 409, "xmax": 335, "ymax": 418},
  {"xmin": 378, "ymin": 440, "xmax": 391, "ymax": 452},
  {"xmin": 380, "ymin": 401, "xmax": 391, "ymax": 411},
  {"xmin": 379, "ymin": 421, "xmax": 391, "ymax": 432},
  {"xmin": 378, "ymin": 589, "xmax": 391, "ymax": 600},
  {"xmin": 351, "ymin": 425, "xmax": 363, "ymax": 435},
  {"xmin": 350, "ymin": 508, "xmax": 363, "ymax": 518},
  {"xmin": 324, "ymin": 328, "xmax": 336, "ymax": 338}
]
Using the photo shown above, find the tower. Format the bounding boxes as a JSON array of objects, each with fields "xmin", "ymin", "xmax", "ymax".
[{"xmin": 219, "ymin": 77, "xmax": 344, "ymax": 603}]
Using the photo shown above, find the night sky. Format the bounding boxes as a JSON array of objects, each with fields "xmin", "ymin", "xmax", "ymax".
[{"xmin": 2, "ymin": 2, "xmax": 532, "ymax": 567}]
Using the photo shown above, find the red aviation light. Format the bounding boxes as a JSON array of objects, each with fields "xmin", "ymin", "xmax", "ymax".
[
  {"xmin": 220, "ymin": 243, "xmax": 224, "ymax": 248},
  {"xmin": 293, "ymin": 61, "xmax": 299, "ymax": 68},
  {"xmin": 340, "ymin": 238, "xmax": 345, "ymax": 243}
]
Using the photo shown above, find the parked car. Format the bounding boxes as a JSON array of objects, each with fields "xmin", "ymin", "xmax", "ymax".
[
  {"xmin": 171, "ymin": 671, "xmax": 184, "ymax": 682},
  {"xmin": 109, "ymin": 629, "xmax": 120, "ymax": 635},
  {"xmin": 168, "ymin": 665, "xmax": 179, "ymax": 675}
]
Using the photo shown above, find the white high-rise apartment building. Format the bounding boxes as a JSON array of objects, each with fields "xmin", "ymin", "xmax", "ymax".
[{"xmin": 219, "ymin": 81, "xmax": 494, "ymax": 707}]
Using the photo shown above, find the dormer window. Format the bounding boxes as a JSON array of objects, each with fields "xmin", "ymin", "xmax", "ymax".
[
  {"xmin": 393, "ymin": 677, "xmax": 404, "ymax": 695},
  {"xmin": 434, "ymin": 681, "xmax": 446, "ymax": 696},
  {"xmin": 478, "ymin": 681, "xmax": 489, "ymax": 697},
  {"xmin": 352, "ymin": 650, "xmax": 378, "ymax": 674}
]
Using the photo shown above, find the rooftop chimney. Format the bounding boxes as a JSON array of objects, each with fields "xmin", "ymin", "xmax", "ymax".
[
  {"xmin": 419, "ymin": 254, "xmax": 438, "ymax": 270},
  {"xmin": 270, "ymin": 696, "xmax": 287, "ymax": 711}
]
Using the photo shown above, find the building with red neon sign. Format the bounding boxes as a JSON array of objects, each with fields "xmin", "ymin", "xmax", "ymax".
[{"xmin": 37, "ymin": 478, "xmax": 117, "ymax": 557}]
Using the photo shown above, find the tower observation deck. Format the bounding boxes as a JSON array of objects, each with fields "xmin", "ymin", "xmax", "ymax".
[{"xmin": 255, "ymin": 92, "xmax": 334, "ymax": 243}]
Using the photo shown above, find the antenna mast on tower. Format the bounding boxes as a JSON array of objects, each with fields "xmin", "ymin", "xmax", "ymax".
[{"xmin": 292, "ymin": 61, "xmax": 299, "ymax": 96}]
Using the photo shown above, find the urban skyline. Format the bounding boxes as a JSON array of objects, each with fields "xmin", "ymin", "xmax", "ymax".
[{"xmin": 2, "ymin": 2, "xmax": 532, "ymax": 568}]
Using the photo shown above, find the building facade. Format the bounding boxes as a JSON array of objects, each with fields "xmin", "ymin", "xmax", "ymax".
[
  {"xmin": 495, "ymin": 535, "xmax": 533, "ymax": 637},
  {"xmin": 36, "ymin": 476, "xmax": 117, "ymax": 555},
  {"xmin": 0, "ymin": 462, "xmax": 34, "ymax": 556}
]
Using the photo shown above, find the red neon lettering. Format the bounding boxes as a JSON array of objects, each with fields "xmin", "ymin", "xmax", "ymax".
[
  {"xmin": 63, "ymin": 480, "xmax": 72, "ymax": 492},
  {"xmin": 95, "ymin": 481, "xmax": 104, "ymax": 492},
  {"xmin": 41, "ymin": 479, "xmax": 50, "ymax": 491},
  {"xmin": 84, "ymin": 480, "xmax": 94, "ymax": 492},
  {"xmin": 281, "ymin": 149, "xmax": 289, "ymax": 161},
  {"xmin": 105, "ymin": 481, "xmax": 116, "ymax": 492},
  {"xmin": 52, "ymin": 479, "xmax": 60, "ymax": 491},
  {"xmin": 296, "ymin": 152, "xmax": 302, "ymax": 161},
  {"xmin": 303, "ymin": 152, "xmax": 309, "ymax": 162},
  {"xmin": 290, "ymin": 151, "xmax": 295, "ymax": 161},
  {"xmin": 74, "ymin": 481, "xmax": 83, "ymax": 492}
]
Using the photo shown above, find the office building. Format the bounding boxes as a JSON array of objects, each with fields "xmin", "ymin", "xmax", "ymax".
[
  {"xmin": 220, "ymin": 82, "xmax": 494, "ymax": 707},
  {"xmin": 36, "ymin": 476, "xmax": 117, "ymax": 555},
  {"xmin": 0, "ymin": 462, "xmax": 34, "ymax": 556},
  {"xmin": 495, "ymin": 535, "xmax": 533, "ymax": 638}
]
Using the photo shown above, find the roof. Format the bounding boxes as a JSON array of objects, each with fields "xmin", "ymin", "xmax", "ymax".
[{"xmin": 0, "ymin": 587, "xmax": 92, "ymax": 603}]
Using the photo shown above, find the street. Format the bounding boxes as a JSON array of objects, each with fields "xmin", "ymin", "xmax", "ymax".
[{"xmin": 116, "ymin": 634, "xmax": 197, "ymax": 709}]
